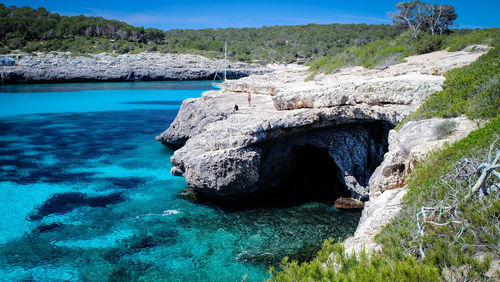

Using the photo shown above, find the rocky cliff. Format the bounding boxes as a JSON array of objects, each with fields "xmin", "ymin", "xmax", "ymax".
[
  {"xmin": 157, "ymin": 48, "xmax": 485, "ymax": 201},
  {"xmin": 343, "ymin": 117, "xmax": 478, "ymax": 254},
  {"xmin": 0, "ymin": 52, "xmax": 268, "ymax": 83}
]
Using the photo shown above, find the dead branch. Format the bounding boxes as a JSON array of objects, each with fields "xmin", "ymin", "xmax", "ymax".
[
  {"xmin": 412, "ymin": 147, "xmax": 499, "ymax": 260},
  {"xmin": 465, "ymin": 150, "xmax": 499, "ymax": 201}
]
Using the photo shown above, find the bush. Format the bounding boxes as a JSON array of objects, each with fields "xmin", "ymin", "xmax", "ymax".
[
  {"xmin": 270, "ymin": 239, "xmax": 440, "ymax": 281},
  {"xmin": 116, "ymin": 44, "xmax": 130, "ymax": 54},
  {"xmin": 411, "ymin": 46, "xmax": 500, "ymax": 121},
  {"xmin": 434, "ymin": 120, "xmax": 458, "ymax": 139},
  {"xmin": 7, "ymin": 37, "xmax": 25, "ymax": 49},
  {"xmin": 444, "ymin": 28, "xmax": 500, "ymax": 51},
  {"xmin": 377, "ymin": 117, "xmax": 500, "ymax": 280},
  {"xmin": 416, "ymin": 34, "xmax": 443, "ymax": 54}
]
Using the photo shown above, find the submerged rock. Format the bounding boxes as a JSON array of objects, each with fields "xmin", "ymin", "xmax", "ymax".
[{"xmin": 334, "ymin": 197, "xmax": 364, "ymax": 209}]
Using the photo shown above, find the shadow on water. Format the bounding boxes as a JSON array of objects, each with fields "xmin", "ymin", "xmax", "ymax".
[
  {"xmin": 29, "ymin": 192, "xmax": 126, "ymax": 220},
  {"xmin": 0, "ymin": 106, "xmax": 362, "ymax": 281},
  {"xmin": 180, "ymin": 182, "xmax": 347, "ymax": 212},
  {"xmin": 0, "ymin": 109, "xmax": 179, "ymax": 185}
]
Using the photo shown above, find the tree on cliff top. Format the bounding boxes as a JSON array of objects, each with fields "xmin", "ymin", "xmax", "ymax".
[
  {"xmin": 424, "ymin": 3, "xmax": 457, "ymax": 36},
  {"xmin": 389, "ymin": 1, "xmax": 457, "ymax": 38}
]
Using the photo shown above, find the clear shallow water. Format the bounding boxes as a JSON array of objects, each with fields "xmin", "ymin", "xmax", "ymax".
[{"xmin": 0, "ymin": 81, "xmax": 361, "ymax": 281}]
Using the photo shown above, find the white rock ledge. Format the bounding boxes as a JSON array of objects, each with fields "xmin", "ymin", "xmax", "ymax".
[
  {"xmin": 157, "ymin": 48, "xmax": 486, "ymax": 201},
  {"xmin": 0, "ymin": 52, "xmax": 268, "ymax": 83}
]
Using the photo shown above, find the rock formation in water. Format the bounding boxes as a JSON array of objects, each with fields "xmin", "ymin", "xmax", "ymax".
[
  {"xmin": 157, "ymin": 48, "xmax": 485, "ymax": 201},
  {"xmin": 0, "ymin": 52, "xmax": 268, "ymax": 83},
  {"xmin": 334, "ymin": 197, "xmax": 365, "ymax": 209}
]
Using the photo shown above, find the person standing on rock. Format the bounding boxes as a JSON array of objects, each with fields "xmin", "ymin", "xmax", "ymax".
[{"xmin": 248, "ymin": 92, "xmax": 252, "ymax": 107}]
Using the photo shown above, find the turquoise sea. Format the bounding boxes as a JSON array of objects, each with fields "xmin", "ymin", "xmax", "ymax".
[{"xmin": 0, "ymin": 81, "xmax": 360, "ymax": 281}]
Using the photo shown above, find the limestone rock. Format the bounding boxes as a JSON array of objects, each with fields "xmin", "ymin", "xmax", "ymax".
[
  {"xmin": 162, "ymin": 91, "xmax": 391, "ymax": 199},
  {"xmin": 0, "ymin": 52, "xmax": 269, "ymax": 83},
  {"xmin": 157, "ymin": 49, "xmax": 485, "ymax": 199},
  {"xmin": 334, "ymin": 197, "xmax": 365, "ymax": 209},
  {"xmin": 342, "ymin": 117, "xmax": 478, "ymax": 255},
  {"xmin": 343, "ymin": 188, "xmax": 407, "ymax": 255},
  {"xmin": 369, "ymin": 117, "xmax": 478, "ymax": 196},
  {"xmin": 221, "ymin": 49, "xmax": 485, "ymax": 118}
]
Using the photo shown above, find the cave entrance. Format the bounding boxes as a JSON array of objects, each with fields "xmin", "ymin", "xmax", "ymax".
[{"xmin": 280, "ymin": 144, "xmax": 349, "ymax": 205}]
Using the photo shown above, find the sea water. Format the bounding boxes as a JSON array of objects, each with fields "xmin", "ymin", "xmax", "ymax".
[{"xmin": 0, "ymin": 81, "xmax": 361, "ymax": 281}]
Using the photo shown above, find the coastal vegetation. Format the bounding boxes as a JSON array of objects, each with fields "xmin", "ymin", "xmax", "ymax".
[
  {"xmin": 0, "ymin": 3, "xmax": 398, "ymax": 62},
  {"xmin": 272, "ymin": 12, "xmax": 499, "ymax": 281},
  {"xmin": 306, "ymin": 28, "xmax": 499, "ymax": 78},
  {"xmin": 272, "ymin": 117, "xmax": 499, "ymax": 281},
  {"xmin": 398, "ymin": 44, "xmax": 500, "ymax": 128},
  {"xmin": 1, "ymin": 1, "xmax": 498, "ymax": 281}
]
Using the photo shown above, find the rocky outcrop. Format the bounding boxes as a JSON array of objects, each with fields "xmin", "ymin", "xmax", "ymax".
[
  {"xmin": 342, "ymin": 116, "xmax": 478, "ymax": 254},
  {"xmin": 343, "ymin": 187, "xmax": 407, "ymax": 254},
  {"xmin": 222, "ymin": 50, "xmax": 485, "ymax": 113},
  {"xmin": 158, "ymin": 90, "xmax": 392, "ymax": 199},
  {"xmin": 157, "ymin": 48, "xmax": 485, "ymax": 200},
  {"xmin": 0, "ymin": 52, "xmax": 268, "ymax": 83},
  {"xmin": 369, "ymin": 117, "xmax": 478, "ymax": 196},
  {"xmin": 334, "ymin": 197, "xmax": 365, "ymax": 209}
]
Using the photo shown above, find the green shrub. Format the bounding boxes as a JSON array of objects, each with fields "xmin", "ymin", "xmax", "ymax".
[
  {"xmin": 7, "ymin": 37, "xmax": 25, "ymax": 49},
  {"xmin": 416, "ymin": 34, "xmax": 443, "ymax": 54},
  {"xmin": 377, "ymin": 117, "xmax": 500, "ymax": 280},
  {"xmin": 434, "ymin": 120, "xmax": 458, "ymax": 139},
  {"xmin": 270, "ymin": 239, "xmax": 440, "ymax": 281},
  {"xmin": 411, "ymin": 46, "xmax": 500, "ymax": 121},
  {"xmin": 444, "ymin": 28, "xmax": 500, "ymax": 51}
]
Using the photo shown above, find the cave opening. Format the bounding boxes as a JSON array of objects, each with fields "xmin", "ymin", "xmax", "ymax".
[
  {"xmin": 188, "ymin": 121, "xmax": 393, "ymax": 211},
  {"xmin": 279, "ymin": 144, "xmax": 350, "ymax": 204},
  {"xmin": 188, "ymin": 144, "xmax": 348, "ymax": 210}
]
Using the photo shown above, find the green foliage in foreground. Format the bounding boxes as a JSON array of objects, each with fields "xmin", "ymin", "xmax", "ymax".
[
  {"xmin": 270, "ymin": 239, "xmax": 439, "ymax": 281},
  {"xmin": 307, "ymin": 28, "xmax": 500, "ymax": 79},
  {"xmin": 376, "ymin": 116, "xmax": 500, "ymax": 280},
  {"xmin": 270, "ymin": 117, "xmax": 500, "ymax": 281}
]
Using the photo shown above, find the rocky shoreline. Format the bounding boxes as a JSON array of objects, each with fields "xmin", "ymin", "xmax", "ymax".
[
  {"xmin": 157, "ymin": 48, "xmax": 484, "ymax": 200},
  {"xmin": 0, "ymin": 52, "xmax": 268, "ymax": 84},
  {"xmin": 157, "ymin": 47, "xmax": 486, "ymax": 253}
]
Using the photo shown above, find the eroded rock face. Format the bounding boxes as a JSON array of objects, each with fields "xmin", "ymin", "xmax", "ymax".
[
  {"xmin": 157, "ymin": 48, "xmax": 485, "ymax": 200},
  {"xmin": 159, "ymin": 88, "xmax": 395, "ymax": 199},
  {"xmin": 342, "ymin": 116, "xmax": 478, "ymax": 255},
  {"xmin": 369, "ymin": 117, "xmax": 478, "ymax": 196},
  {"xmin": 0, "ymin": 52, "xmax": 268, "ymax": 83},
  {"xmin": 343, "ymin": 187, "xmax": 408, "ymax": 254}
]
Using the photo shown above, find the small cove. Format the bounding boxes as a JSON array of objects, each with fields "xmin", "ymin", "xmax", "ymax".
[{"xmin": 0, "ymin": 81, "xmax": 361, "ymax": 281}]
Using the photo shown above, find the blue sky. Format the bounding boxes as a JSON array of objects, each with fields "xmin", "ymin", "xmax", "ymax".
[{"xmin": 1, "ymin": 0, "xmax": 498, "ymax": 30}]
